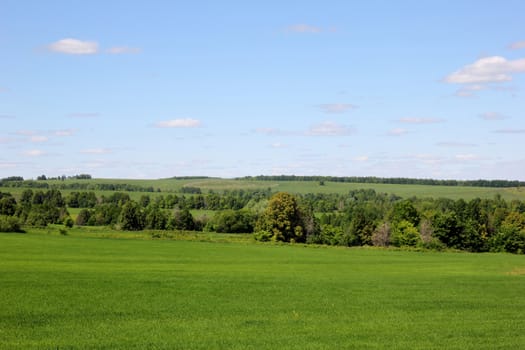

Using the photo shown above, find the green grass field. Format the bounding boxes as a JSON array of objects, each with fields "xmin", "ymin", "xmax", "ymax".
[
  {"xmin": 1, "ymin": 232, "xmax": 524, "ymax": 349},
  {"xmin": 4, "ymin": 177, "xmax": 525, "ymax": 201}
]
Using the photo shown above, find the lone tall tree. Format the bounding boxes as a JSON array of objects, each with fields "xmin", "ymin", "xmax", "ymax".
[{"xmin": 256, "ymin": 192, "xmax": 305, "ymax": 242}]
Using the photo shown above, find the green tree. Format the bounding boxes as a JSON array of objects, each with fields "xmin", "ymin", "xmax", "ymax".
[
  {"xmin": 170, "ymin": 209, "xmax": 195, "ymax": 231},
  {"xmin": 255, "ymin": 192, "xmax": 306, "ymax": 242},
  {"xmin": 119, "ymin": 201, "xmax": 144, "ymax": 231},
  {"xmin": 390, "ymin": 220, "xmax": 421, "ymax": 247},
  {"xmin": 389, "ymin": 200, "xmax": 420, "ymax": 226},
  {"xmin": 211, "ymin": 210, "xmax": 255, "ymax": 233}
]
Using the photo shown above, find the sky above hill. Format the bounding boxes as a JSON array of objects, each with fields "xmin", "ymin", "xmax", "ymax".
[{"xmin": 1, "ymin": 1, "xmax": 525, "ymax": 180}]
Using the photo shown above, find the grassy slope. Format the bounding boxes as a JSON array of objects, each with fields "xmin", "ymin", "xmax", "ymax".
[
  {"xmin": 1, "ymin": 232, "xmax": 524, "ymax": 349},
  {"xmin": 5, "ymin": 177, "xmax": 525, "ymax": 201}
]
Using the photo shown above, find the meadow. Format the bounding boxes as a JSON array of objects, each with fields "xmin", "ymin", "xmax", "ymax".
[
  {"xmin": 1, "ymin": 231, "xmax": 524, "ymax": 349},
  {"xmin": 5, "ymin": 177, "xmax": 525, "ymax": 201}
]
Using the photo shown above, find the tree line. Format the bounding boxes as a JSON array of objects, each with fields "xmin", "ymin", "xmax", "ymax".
[
  {"xmin": 1, "ymin": 188, "xmax": 524, "ymax": 254},
  {"xmin": 241, "ymin": 175, "xmax": 525, "ymax": 188}
]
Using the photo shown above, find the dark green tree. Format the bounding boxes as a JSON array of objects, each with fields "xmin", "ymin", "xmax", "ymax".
[{"xmin": 118, "ymin": 201, "xmax": 144, "ymax": 231}]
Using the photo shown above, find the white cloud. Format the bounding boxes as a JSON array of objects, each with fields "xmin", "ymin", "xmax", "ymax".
[
  {"xmin": 16, "ymin": 130, "xmax": 36, "ymax": 136},
  {"xmin": 353, "ymin": 155, "xmax": 369, "ymax": 162},
  {"xmin": 155, "ymin": 118, "xmax": 202, "ymax": 128},
  {"xmin": 454, "ymin": 84, "xmax": 487, "ymax": 97},
  {"xmin": 107, "ymin": 46, "xmax": 141, "ymax": 54},
  {"xmin": 54, "ymin": 129, "xmax": 76, "ymax": 136},
  {"xmin": 81, "ymin": 148, "xmax": 112, "ymax": 155},
  {"xmin": 307, "ymin": 121, "xmax": 355, "ymax": 136},
  {"xmin": 479, "ymin": 112, "xmax": 508, "ymax": 121},
  {"xmin": 285, "ymin": 24, "xmax": 323, "ymax": 33},
  {"xmin": 437, "ymin": 141, "xmax": 477, "ymax": 148},
  {"xmin": 22, "ymin": 149, "xmax": 46, "ymax": 157},
  {"xmin": 387, "ymin": 128, "xmax": 408, "ymax": 136},
  {"xmin": 30, "ymin": 136, "xmax": 49, "ymax": 143},
  {"xmin": 318, "ymin": 103, "xmax": 357, "ymax": 114},
  {"xmin": 509, "ymin": 41, "xmax": 525, "ymax": 50},
  {"xmin": 48, "ymin": 38, "xmax": 99, "ymax": 55},
  {"xmin": 455, "ymin": 154, "xmax": 479, "ymax": 161},
  {"xmin": 493, "ymin": 128, "xmax": 525, "ymax": 134},
  {"xmin": 398, "ymin": 117, "xmax": 444, "ymax": 124},
  {"xmin": 254, "ymin": 127, "xmax": 284, "ymax": 135},
  {"xmin": 270, "ymin": 142, "xmax": 288, "ymax": 149},
  {"xmin": 445, "ymin": 56, "xmax": 525, "ymax": 84}
]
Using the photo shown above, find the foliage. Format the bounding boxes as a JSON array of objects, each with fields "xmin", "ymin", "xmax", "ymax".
[
  {"xmin": 118, "ymin": 201, "xmax": 145, "ymax": 231},
  {"xmin": 255, "ymin": 192, "xmax": 305, "ymax": 242},
  {"xmin": 0, "ymin": 215, "xmax": 23, "ymax": 232},
  {"xmin": 209, "ymin": 209, "xmax": 255, "ymax": 233},
  {"xmin": 390, "ymin": 220, "xmax": 421, "ymax": 247}
]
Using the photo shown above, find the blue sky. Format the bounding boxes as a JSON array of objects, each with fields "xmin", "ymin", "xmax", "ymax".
[{"xmin": 1, "ymin": 1, "xmax": 525, "ymax": 180}]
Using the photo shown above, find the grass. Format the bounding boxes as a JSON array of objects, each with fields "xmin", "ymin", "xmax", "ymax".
[
  {"xmin": 4, "ymin": 177, "xmax": 525, "ymax": 201},
  {"xmin": 1, "ymin": 231, "xmax": 524, "ymax": 349}
]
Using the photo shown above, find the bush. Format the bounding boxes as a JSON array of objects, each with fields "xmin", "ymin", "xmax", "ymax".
[
  {"xmin": 253, "ymin": 230, "xmax": 272, "ymax": 242},
  {"xmin": 0, "ymin": 215, "xmax": 23, "ymax": 233}
]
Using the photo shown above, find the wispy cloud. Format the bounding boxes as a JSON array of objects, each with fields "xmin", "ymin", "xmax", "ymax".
[
  {"xmin": 81, "ymin": 148, "xmax": 113, "ymax": 155},
  {"xmin": 107, "ymin": 46, "xmax": 141, "ymax": 54},
  {"xmin": 54, "ymin": 129, "xmax": 76, "ymax": 136},
  {"xmin": 0, "ymin": 115, "xmax": 15, "ymax": 119},
  {"xmin": 307, "ymin": 121, "xmax": 355, "ymax": 136},
  {"xmin": 437, "ymin": 141, "xmax": 477, "ymax": 148},
  {"xmin": 47, "ymin": 38, "xmax": 99, "ymax": 55},
  {"xmin": 493, "ymin": 128, "xmax": 525, "ymax": 134},
  {"xmin": 479, "ymin": 112, "xmax": 508, "ymax": 121},
  {"xmin": 445, "ymin": 56, "xmax": 525, "ymax": 84},
  {"xmin": 353, "ymin": 155, "xmax": 369, "ymax": 162},
  {"xmin": 254, "ymin": 127, "xmax": 285, "ymax": 136},
  {"xmin": 398, "ymin": 117, "xmax": 444, "ymax": 124},
  {"xmin": 387, "ymin": 128, "xmax": 409, "ymax": 136},
  {"xmin": 455, "ymin": 154, "xmax": 480, "ymax": 161},
  {"xmin": 285, "ymin": 24, "xmax": 324, "ymax": 33},
  {"xmin": 454, "ymin": 84, "xmax": 487, "ymax": 97},
  {"xmin": 317, "ymin": 103, "xmax": 357, "ymax": 114},
  {"xmin": 509, "ymin": 41, "xmax": 525, "ymax": 50},
  {"xmin": 270, "ymin": 142, "xmax": 288, "ymax": 149},
  {"xmin": 68, "ymin": 112, "xmax": 100, "ymax": 118},
  {"xmin": 30, "ymin": 136, "xmax": 49, "ymax": 143},
  {"xmin": 16, "ymin": 130, "xmax": 36, "ymax": 136},
  {"xmin": 155, "ymin": 118, "xmax": 202, "ymax": 128},
  {"xmin": 22, "ymin": 149, "xmax": 46, "ymax": 157}
]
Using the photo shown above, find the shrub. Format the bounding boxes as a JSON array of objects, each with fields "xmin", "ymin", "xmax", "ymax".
[
  {"xmin": 253, "ymin": 230, "xmax": 272, "ymax": 242},
  {"xmin": 0, "ymin": 215, "xmax": 23, "ymax": 233}
]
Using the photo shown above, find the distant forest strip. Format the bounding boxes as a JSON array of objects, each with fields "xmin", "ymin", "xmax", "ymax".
[
  {"xmin": 0, "ymin": 179, "xmax": 157, "ymax": 193},
  {"xmin": 240, "ymin": 175, "xmax": 525, "ymax": 188}
]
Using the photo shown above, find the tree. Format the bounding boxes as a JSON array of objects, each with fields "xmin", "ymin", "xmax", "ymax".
[
  {"xmin": 372, "ymin": 222, "xmax": 391, "ymax": 247},
  {"xmin": 255, "ymin": 192, "xmax": 305, "ymax": 242},
  {"xmin": 211, "ymin": 210, "xmax": 255, "ymax": 233},
  {"xmin": 75, "ymin": 209, "xmax": 92, "ymax": 226},
  {"xmin": 390, "ymin": 220, "xmax": 421, "ymax": 247},
  {"xmin": 170, "ymin": 209, "xmax": 195, "ymax": 231},
  {"xmin": 389, "ymin": 200, "xmax": 420, "ymax": 226},
  {"xmin": 144, "ymin": 204, "xmax": 168, "ymax": 230},
  {"xmin": 118, "ymin": 201, "xmax": 144, "ymax": 231},
  {"xmin": 0, "ymin": 196, "xmax": 17, "ymax": 216}
]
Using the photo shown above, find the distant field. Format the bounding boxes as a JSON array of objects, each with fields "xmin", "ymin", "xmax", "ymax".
[
  {"xmin": 1, "ymin": 232, "xmax": 524, "ymax": 349},
  {"xmin": 3, "ymin": 177, "xmax": 525, "ymax": 201}
]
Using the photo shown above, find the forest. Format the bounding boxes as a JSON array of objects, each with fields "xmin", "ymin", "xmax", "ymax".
[{"xmin": 1, "ymin": 179, "xmax": 525, "ymax": 254}]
